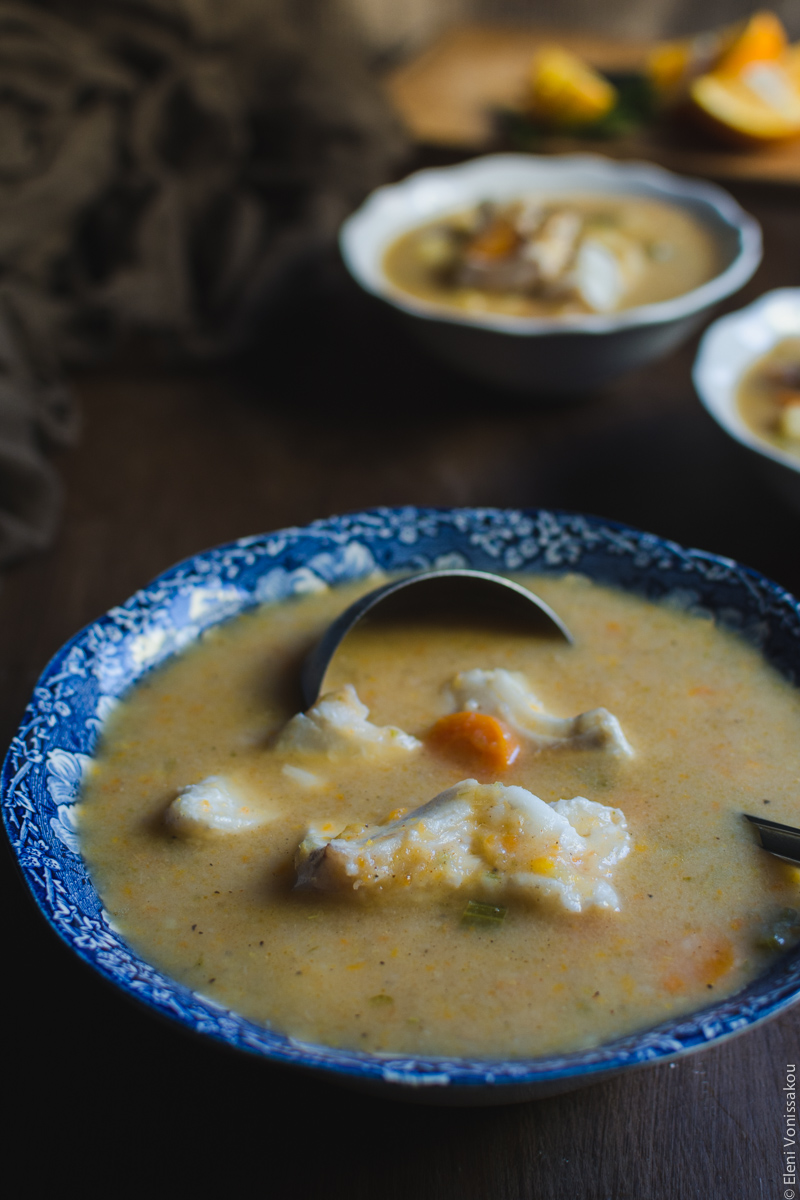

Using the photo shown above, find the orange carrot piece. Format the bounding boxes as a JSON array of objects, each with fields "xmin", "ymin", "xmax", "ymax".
[
  {"xmin": 467, "ymin": 218, "xmax": 519, "ymax": 261},
  {"xmin": 428, "ymin": 711, "xmax": 520, "ymax": 771},
  {"xmin": 697, "ymin": 940, "xmax": 736, "ymax": 985}
]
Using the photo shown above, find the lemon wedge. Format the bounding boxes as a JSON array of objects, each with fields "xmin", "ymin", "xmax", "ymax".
[{"xmin": 528, "ymin": 45, "xmax": 616, "ymax": 127}]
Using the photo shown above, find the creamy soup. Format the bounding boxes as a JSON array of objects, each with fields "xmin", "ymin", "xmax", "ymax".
[
  {"xmin": 79, "ymin": 574, "xmax": 800, "ymax": 1059},
  {"xmin": 737, "ymin": 337, "xmax": 800, "ymax": 461},
  {"xmin": 382, "ymin": 196, "xmax": 722, "ymax": 319}
]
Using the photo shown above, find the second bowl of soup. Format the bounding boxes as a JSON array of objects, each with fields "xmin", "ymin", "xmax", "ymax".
[
  {"xmin": 341, "ymin": 154, "xmax": 762, "ymax": 394},
  {"xmin": 694, "ymin": 288, "xmax": 800, "ymax": 514}
]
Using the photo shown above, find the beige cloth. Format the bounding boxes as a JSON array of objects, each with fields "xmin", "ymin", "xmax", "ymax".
[{"xmin": 0, "ymin": 0, "xmax": 405, "ymax": 565}]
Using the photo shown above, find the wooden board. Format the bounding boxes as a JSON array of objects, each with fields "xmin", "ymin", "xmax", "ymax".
[{"xmin": 386, "ymin": 24, "xmax": 800, "ymax": 184}]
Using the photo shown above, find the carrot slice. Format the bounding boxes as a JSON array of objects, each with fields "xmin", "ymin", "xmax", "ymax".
[
  {"xmin": 428, "ymin": 711, "xmax": 520, "ymax": 771},
  {"xmin": 466, "ymin": 218, "xmax": 519, "ymax": 261}
]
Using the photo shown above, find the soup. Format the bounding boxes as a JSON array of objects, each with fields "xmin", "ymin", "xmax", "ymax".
[
  {"xmin": 737, "ymin": 337, "xmax": 800, "ymax": 461},
  {"xmin": 382, "ymin": 196, "xmax": 722, "ymax": 319},
  {"xmin": 78, "ymin": 573, "xmax": 800, "ymax": 1060}
]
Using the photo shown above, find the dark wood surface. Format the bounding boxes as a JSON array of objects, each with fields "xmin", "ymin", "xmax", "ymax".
[{"xmin": 3, "ymin": 174, "xmax": 799, "ymax": 1196}]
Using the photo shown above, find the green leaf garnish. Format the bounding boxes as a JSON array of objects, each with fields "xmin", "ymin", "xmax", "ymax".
[{"xmin": 462, "ymin": 900, "xmax": 507, "ymax": 926}]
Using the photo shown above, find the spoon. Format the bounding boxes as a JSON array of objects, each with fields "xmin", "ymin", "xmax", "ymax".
[
  {"xmin": 301, "ymin": 568, "xmax": 574, "ymax": 708},
  {"xmin": 745, "ymin": 813, "xmax": 800, "ymax": 865}
]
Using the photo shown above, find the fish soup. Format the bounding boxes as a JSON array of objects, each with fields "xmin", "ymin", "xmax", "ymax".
[
  {"xmin": 79, "ymin": 574, "xmax": 800, "ymax": 1059},
  {"xmin": 737, "ymin": 337, "xmax": 800, "ymax": 460},
  {"xmin": 383, "ymin": 195, "xmax": 722, "ymax": 319}
]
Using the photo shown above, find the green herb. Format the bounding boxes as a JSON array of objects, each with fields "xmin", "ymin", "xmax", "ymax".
[
  {"xmin": 370, "ymin": 993, "xmax": 394, "ymax": 1007},
  {"xmin": 462, "ymin": 900, "xmax": 507, "ymax": 927}
]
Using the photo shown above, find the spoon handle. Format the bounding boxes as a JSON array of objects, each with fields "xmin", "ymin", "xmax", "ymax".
[{"xmin": 745, "ymin": 813, "xmax": 800, "ymax": 865}]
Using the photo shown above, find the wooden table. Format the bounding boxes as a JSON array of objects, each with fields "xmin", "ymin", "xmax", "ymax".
[{"xmin": 3, "ymin": 170, "xmax": 799, "ymax": 1196}]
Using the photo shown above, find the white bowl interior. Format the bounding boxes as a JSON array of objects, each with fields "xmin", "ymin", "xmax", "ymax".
[
  {"xmin": 693, "ymin": 288, "xmax": 800, "ymax": 477},
  {"xmin": 340, "ymin": 153, "xmax": 762, "ymax": 336}
]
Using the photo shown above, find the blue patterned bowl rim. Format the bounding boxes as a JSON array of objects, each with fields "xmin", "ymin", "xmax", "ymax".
[{"xmin": 3, "ymin": 506, "xmax": 800, "ymax": 1095}]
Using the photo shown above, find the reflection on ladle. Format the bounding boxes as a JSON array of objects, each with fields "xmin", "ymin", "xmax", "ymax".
[{"xmin": 301, "ymin": 568, "xmax": 574, "ymax": 708}]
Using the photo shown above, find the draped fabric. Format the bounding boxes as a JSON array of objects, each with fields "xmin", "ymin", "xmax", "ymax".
[{"xmin": 0, "ymin": 0, "xmax": 405, "ymax": 567}]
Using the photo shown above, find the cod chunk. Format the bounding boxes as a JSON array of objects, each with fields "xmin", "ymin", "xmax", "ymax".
[
  {"xmin": 166, "ymin": 776, "xmax": 267, "ymax": 835},
  {"xmin": 450, "ymin": 668, "xmax": 633, "ymax": 757},
  {"xmin": 295, "ymin": 779, "xmax": 630, "ymax": 912},
  {"xmin": 275, "ymin": 684, "xmax": 421, "ymax": 759}
]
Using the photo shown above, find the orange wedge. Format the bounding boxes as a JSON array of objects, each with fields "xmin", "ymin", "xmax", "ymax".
[
  {"xmin": 690, "ymin": 59, "xmax": 800, "ymax": 143},
  {"xmin": 648, "ymin": 12, "xmax": 789, "ymax": 105},
  {"xmin": 647, "ymin": 27, "xmax": 736, "ymax": 98},
  {"xmin": 713, "ymin": 10, "xmax": 787, "ymax": 77},
  {"xmin": 528, "ymin": 45, "xmax": 616, "ymax": 127}
]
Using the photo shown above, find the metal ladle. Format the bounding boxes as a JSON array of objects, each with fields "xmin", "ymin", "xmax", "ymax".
[
  {"xmin": 300, "ymin": 573, "xmax": 800, "ymax": 869},
  {"xmin": 301, "ymin": 568, "xmax": 574, "ymax": 708},
  {"xmin": 745, "ymin": 813, "xmax": 800, "ymax": 865}
]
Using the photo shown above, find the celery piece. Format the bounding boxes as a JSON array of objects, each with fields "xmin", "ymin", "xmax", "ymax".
[{"xmin": 462, "ymin": 900, "xmax": 507, "ymax": 926}]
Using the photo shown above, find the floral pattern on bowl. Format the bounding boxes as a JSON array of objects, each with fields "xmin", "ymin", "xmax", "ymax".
[{"xmin": 3, "ymin": 507, "xmax": 800, "ymax": 1104}]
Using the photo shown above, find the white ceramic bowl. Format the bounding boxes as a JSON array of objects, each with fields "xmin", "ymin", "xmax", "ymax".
[
  {"xmin": 693, "ymin": 289, "xmax": 800, "ymax": 515},
  {"xmin": 340, "ymin": 153, "xmax": 762, "ymax": 394}
]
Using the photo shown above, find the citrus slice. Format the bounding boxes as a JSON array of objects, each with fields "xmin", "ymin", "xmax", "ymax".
[
  {"xmin": 713, "ymin": 10, "xmax": 787, "ymax": 77},
  {"xmin": 648, "ymin": 12, "xmax": 788, "ymax": 102},
  {"xmin": 690, "ymin": 61, "xmax": 800, "ymax": 142},
  {"xmin": 647, "ymin": 27, "xmax": 736, "ymax": 97},
  {"xmin": 785, "ymin": 41, "xmax": 800, "ymax": 86},
  {"xmin": 528, "ymin": 45, "xmax": 616, "ymax": 127}
]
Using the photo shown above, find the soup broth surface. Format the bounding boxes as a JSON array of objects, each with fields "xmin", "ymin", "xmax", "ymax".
[
  {"xmin": 737, "ymin": 336, "xmax": 800, "ymax": 461},
  {"xmin": 80, "ymin": 574, "xmax": 800, "ymax": 1059},
  {"xmin": 383, "ymin": 195, "xmax": 721, "ymax": 318}
]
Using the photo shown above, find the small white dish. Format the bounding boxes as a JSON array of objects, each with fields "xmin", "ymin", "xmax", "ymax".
[
  {"xmin": 340, "ymin": 153, "xmax": 762, "ymax": 394},
  {"xmin": 693, "ymin": 288, "xmax": 800, "ymax": 515}
]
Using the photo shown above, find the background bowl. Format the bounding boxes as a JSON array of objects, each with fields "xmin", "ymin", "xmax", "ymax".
[
  {"xmin": 693, "ymin": 288, "xmax": 800, "ymax": 515},
  {"xmin": 340, "ymin": 154, "xmax": 762, "ymax": 394},
  {"xmin": 3, "ymin": 507, "xmax": 799, "ymax": 1104}
]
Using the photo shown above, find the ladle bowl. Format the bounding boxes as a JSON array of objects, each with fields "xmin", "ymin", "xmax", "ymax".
[{"xmin": 301, "ymin": 568, "xmax": 574, "ymax": 708}]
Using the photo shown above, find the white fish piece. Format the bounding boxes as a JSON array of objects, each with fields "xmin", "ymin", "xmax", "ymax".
[
  {"xmin": 574, "ymin": 228, "xmax": 645, "ymax": 313},
  {"xmin": 449, "ymin": 668, "xmax": 633, "ymax": 757},
  {"xmin": 275, "ymin": 684, "xmax": 421, "ymax": 759},
  {"xmin": 522, "ymin": 210, "xmax": 582, "ymax": 283},
  {"xmin": 282, "ymin": 764, "xmax": 326, "ymax": 788},
  {"xmin": 514, "ymin": 196, "xmax": 544, "ymax": 236},
  {"xmin": 165, "ymin": 776, "xmax": 267, "ymax": 835},
  {"xmin": 295, "ymin": 779, "xmax": 631, "ymax": 912}
]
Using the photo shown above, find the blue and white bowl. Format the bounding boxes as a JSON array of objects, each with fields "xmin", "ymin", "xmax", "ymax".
[{"xmin": 3, "ymin": 507, "xmax": 799, "ymax": 1104}]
